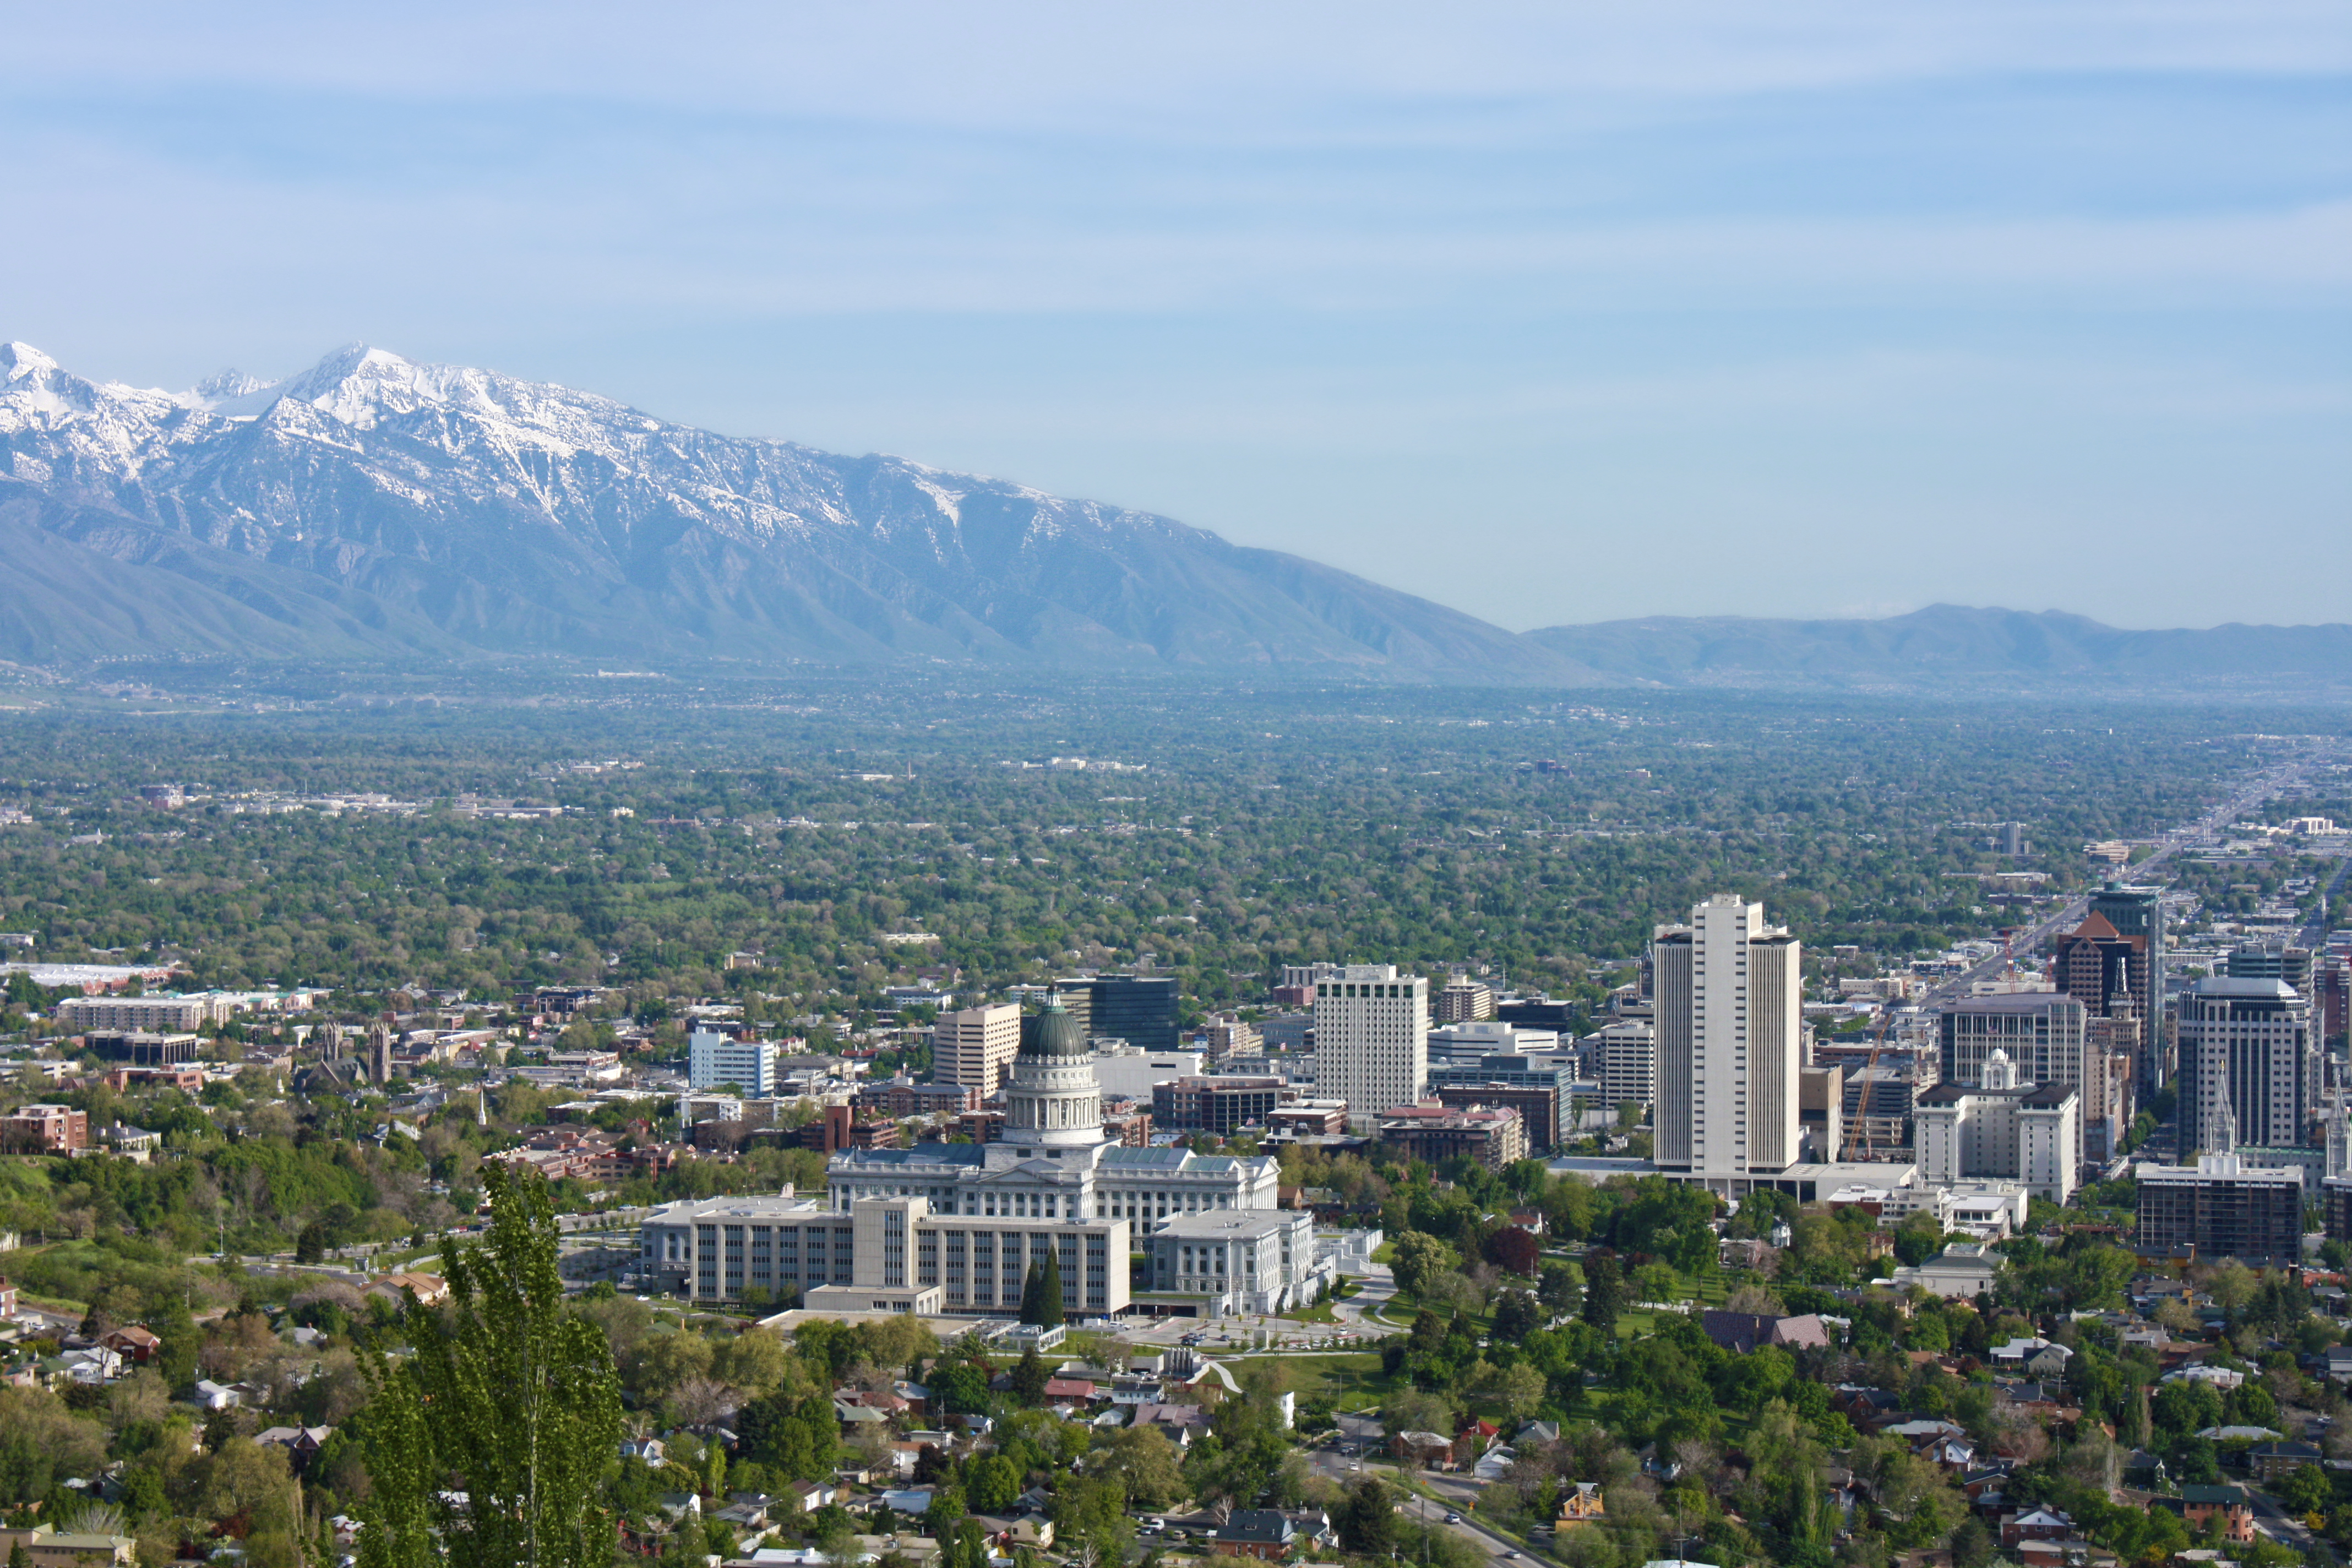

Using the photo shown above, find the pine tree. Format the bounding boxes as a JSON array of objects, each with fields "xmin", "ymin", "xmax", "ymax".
[
  {"xmin": 356, "ymin": 1162, "xmax": 623, "ymax": 1568},
  {"xmin": 1019, "ymin": 1256, "xmax": 1064, "ymax": 1328}
]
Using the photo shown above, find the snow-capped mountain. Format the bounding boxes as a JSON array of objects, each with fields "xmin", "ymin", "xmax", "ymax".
[{"xmin": 0, "ymin": 340, "xmax": 1577, "ymax": 676}]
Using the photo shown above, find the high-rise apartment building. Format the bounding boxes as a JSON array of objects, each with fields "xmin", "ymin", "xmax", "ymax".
[
  {"xmin": 1313, "ymin": 965, "xmax": 1428, "ymax": 1130},
  {"xmin": 2176, "ymin": 977, "xmax": 2316, "ymax": 1156},
  {"xmin": 2088, "ymin": 885, "xmax": 2166, "ymax": 1086},
  {"xmin": 1434, "ymin": 979, "xmax": 1496, "ymax": 1023},
  {"xmin": 1653, "ymin": 895, "xmax": 1801, "ymax": 1192},
  {"xmin": 933, "ymin": 1003, "xmax": 1021, "ymax": 1098},
  {"xmin": 689, "ymin": 1030, "xmax": 777, "ymax": 1097}
]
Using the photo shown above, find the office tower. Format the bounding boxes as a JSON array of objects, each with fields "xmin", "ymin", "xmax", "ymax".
[
  {"xmin": 2226, "ymin": 941, "xmax": 2314, "ymax": 994},
  {"xmin": 1313, "ymin": 965, "xmax": 1429, "ymax": 1130},
  {"xmin": 1597, "ymin": 1018, "xmax": 1657, "ymax": 1112},
  {"xmin": 689, "ymin": 1029, "xmax": 777, "ymax": 1097},
  {"xmin": 366, "ymin": 1022, "xmax": 393, "ymax": 1085},
  {"xmin": 2177, "ymin": 977, "xmax": 2316, "ymax": 1155},
  {"xmin": 2087, "ymin": 885, "xmax": 2167, "ymax": 1087},
  {"xmin": 1653, "ymin": 894, "xmax": 1801, "ymax": 1190},
  {"xmin": 1997, "ymin": 822, "xmax": 2028, "ymax": 856},
  {"xmin": 934, "ymin": 1004, "xmax": 1021, "ymax": 1098},
  {"xmin": 1057, "ymin": 974, "xmax": 1179, "ymax": 1052}
]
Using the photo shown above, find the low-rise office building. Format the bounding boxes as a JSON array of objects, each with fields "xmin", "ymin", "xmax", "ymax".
[
  {"xmin": 1375, "ymin": 1102, "xmax": 1529, "ymax": 1170},
  {"xmin": 1140, "ymin": 1208, "xmax": 1326, "ymax": 1315},
  {"xmin": 638, "ymin": 1190, "xmax": 1129, "ymax": 1318},
  {"xmin": 2136, "ymin": 1151, "xmax": 2302, "ymax": 1265}
]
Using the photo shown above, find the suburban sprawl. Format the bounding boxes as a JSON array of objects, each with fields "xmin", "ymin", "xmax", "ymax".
[{"xmin": 3, "ymin": 679, "xmax": 2352, "ymax": 1568}]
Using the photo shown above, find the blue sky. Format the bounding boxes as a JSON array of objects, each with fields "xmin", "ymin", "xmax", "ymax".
[{"xmin": 4, "ymin": 2, "xmax": 2347, "ymax": 630}]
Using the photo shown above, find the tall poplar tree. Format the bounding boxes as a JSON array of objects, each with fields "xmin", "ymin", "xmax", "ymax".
[
  {"xmin": 1019, "ymin": 1256, "xmax": 1064, "ymax": 1328},
  {"xmin": 357, "ymin": 1163, "xmax": 623, "ymax": 1568}
]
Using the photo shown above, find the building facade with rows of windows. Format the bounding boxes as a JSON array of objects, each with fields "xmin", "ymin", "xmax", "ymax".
[{"xmin": 639, "ymin": 1001, "xmax": 1277, "ymax": 1315}]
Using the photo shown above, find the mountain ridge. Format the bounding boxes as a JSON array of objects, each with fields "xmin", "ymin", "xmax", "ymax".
[
  {"xmin": 2, "ymin": 342, "xmax": 2346, "ymax": 691},
  {"xmin": 0, "ymin": 340, "xmax": 1591, "ymax": 681},
  {"xmin": 1525, "ymin": 605, "xmax": 2352, "ymax": 688}
]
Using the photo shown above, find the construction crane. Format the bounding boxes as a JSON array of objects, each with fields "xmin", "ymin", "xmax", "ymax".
[{"xmin": 1845, "ymin": 1012, "xmax": 1897, "ymax": 1161}]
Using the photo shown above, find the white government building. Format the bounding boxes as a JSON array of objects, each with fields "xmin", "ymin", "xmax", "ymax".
[{"xmin": 638, "ymin": 1001, "xmax": 1310, "ymax": 1317}]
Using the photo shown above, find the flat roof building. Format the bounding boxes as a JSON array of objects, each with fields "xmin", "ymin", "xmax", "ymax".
[{"xmin": 2135, "ymin": 1151, "xmax": 2302, "ymax": 1266}]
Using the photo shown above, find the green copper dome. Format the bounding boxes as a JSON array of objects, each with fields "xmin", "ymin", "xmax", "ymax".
[{"xmin": 1022, "ymin": 1001, "xmax": 1089, "ymax": 1057}]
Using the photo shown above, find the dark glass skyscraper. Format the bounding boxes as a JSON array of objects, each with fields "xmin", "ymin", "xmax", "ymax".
[
  {"xmin": 1055, "ymin": 973, "xmax": 1179, "ymax": 1053},
  {"xmin": 2089, "ymin": 884, "xmax": 2168, "ymax": 1088}
]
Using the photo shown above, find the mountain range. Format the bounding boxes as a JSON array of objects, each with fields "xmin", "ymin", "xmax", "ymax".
[
  {"xmin": 0, "ymin": 341, "xmax": 1571, "ymax": 679},
  {"xmin": 1, "ymin": 341, "xmax": 2344, "ymax": 691}
]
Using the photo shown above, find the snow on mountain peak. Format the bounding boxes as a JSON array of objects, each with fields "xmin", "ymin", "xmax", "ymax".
[{"xmin": 2, "ymin": 341, "xmax": 61, "ymax": 380}]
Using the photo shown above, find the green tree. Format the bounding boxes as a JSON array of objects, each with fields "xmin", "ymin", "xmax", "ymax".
[
  {"xmin": 1389, "ymin": 1231, "xmax": 1458, "ymax": 1298},
  {"xmin": 1019, "ymin": 1257, "xmax": 1064, "ymax": 1327},
  {"xmin": 967, "ymin": 1453, "xmax": 1021, "ymax": 1514},
  {"xmin": 1582, "ymin": 1253, "xmax": 1624, "ymax": 1332},
  {"xmin": 1339, "ymin": 1476, "xmax": 1397, "ymax": 1556},
  {"xmin": 1010, "ymin": 1346, "xmax": 1050, "ymax": 1407},
  {"xmin": 355, "ymin": 1163, "xmax": 624, "ymax": 1568}
]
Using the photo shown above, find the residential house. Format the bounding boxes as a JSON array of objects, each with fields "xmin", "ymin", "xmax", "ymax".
[
  {"xmin": 1452, "ymin": 1419, "xmax": 1502, "ymax": 1466},
  {"xmin": 1390, "ymin": 1431, "xmax": 1456, "ymax": 1469},
  {"xmin": 1473, "ymin": 1446, "xmax": 1517, "ymax": 1483},
  {"xmin": 2247, "ymin": 1441, "xmax": 2323, "ymax": 1481},
  {"xmin": 880, "ymin": 1487, "xmax": 934, "ymax": 1516},
  {"xmin": 2169, "ymin": 1488, "xmax": 2255, "ymax": 1545},
  {"xmin": 714, "ymin": 1496, "xmax": 773, "ymax": 1531},
  {"xmin": 99, "ymin": 1326, "xmax": 160, "ymax": 1365},
  {"xmin": 2120, "ymin": 1450, "xmax": 2168, "ymax": 1490},
  {"xmin": 783, "ymin": 1480, "xmax": 832, "ymax": 1514},
  {"xmin": 2001, "ymin": 1508, "xmax": 2073, "ymax": 1548},
  {"xmin": 2160, "ymin": 1364, "xmax": 2245, "ymax": 1391},
  {"xmin": 853, "ymin": 1533, "xmax": 940, "ymax": 1567},
  {"xmin": 253, "ymin": 1425, "xmax": 335, "ymax": 1473},
  {"xmin": 1921, "ymin": 1435, "xmax": 1977, "ymax": 1472},
  {"xmin": 194, "ymin": 1379, "xmax": 241, "ymax": 1411},
  {"xmin": 1215, "ymin": 1511, "xmax": 1297, "ymax": 1560},
  {"xmin": 1698, "ymin": 1311, "xmax": 1832, "ymax": 1355},
  {"xmin": 367, "ymin": 1271, "xmax": 450, "ymax": 1307},
  {"xmin": 1556, "ymin": 1483, "xmax": 1606, "ymax": 1527},
  {"xmin": 0, "ymin": 1524, "xmax": 137, "ymax": 1567},
  {"xmin": 620, "ymin": 1437, "xmax": 667, "ymax": 1464},
  {"xmin": 1990, "ymin": 1338, "xmax": 2075, "ymax": 1378},
  {"xmin": 1043, "ymin": 1377, "xmax": 1097, "ymax": 1404},
  {"xmin": 1134, "ymin": 1404, "xmax": 1213, "ymax": 1446}
]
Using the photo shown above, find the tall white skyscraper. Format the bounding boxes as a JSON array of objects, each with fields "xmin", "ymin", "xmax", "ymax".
[
  {"xmin": 1653, "ymin": 894, "xmax": 1801, "ymax": 1192},
  {"xmin": 1313, "ymin": 965, "xmax": 1428, "ymax": 1130},
  {"xmin": 934, "ymin": 1004, "xmax": 1022, "ymax": 1098}
]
